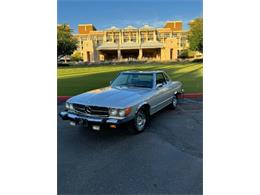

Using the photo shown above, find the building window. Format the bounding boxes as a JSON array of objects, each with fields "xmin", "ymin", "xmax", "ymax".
[
  {"xmin": 130, "ymin": 32, "xmax": 137, "ymax": 42},
  {"xmin": 97, "ymin": 36, "xmax": 103, "ymax": 44},
  {"xmin": 141, "ymin": 32, "xmax": 146, "ymax": 43},
  {"xmin": 164, "ymin": 33, "xmax": 170, "ymax": 38},
  {"xmin": 114, "ymin": 33, "xmax": 119, "ymax": 43},
  {"xmin": 107, "ymin": 37, "xmax": 112, "ymax": 42},
  {"xmin": 131, "ymin": 36, "xmax": 136, "ymax": 42},
  {"xmin": 148, "ymin": 31, "xmax": 153, "ymax": 41},
  {"xmin": 180, "ymin": 37, "xmax": 186, "ymax": 47},
  {"xmin": 158, "ymin": 33, "xmax": 164, "ymax": 42}
]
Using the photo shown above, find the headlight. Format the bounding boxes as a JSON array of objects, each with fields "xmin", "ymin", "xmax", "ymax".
[
  {"xmin": 109, "ymin": 108, "xmax": 118, "ymax": 116},
  {"xmin": 65, "ymin": 102, "xmax": 73, "ymax": 110},
  {"xmin": 118, "ymin": 109, "xmax": 125, "ymax": 117},
  {"xmin": 110, "ymin": 107, "xmax": 131, "ymax": 117}
]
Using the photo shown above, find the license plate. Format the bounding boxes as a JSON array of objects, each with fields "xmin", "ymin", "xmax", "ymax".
[
  {"xmin": 70, "ymin": 121, "xmax": 76, "ymax": 126},
  {"xmin": 92, "ymin": 125, "xmax": 100, "ymax": 131}
]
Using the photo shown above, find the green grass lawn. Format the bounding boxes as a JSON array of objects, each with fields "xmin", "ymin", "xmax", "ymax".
[{"xmin": 57, "ymin": 62, "xmax": 203, "ymax": 96}]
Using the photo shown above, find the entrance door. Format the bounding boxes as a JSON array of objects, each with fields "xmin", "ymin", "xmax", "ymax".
[
  {"xmin": 170, "ymin": 49, "xmax": 173, "ymax": 60},
  {"xmin": 87, "ymin": 52, "xmax": 90, "ymax": 62}
]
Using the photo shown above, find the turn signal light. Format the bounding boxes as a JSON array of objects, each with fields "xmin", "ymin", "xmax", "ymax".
[{"xmin": 124, "ymin": 107, "xmax": 132, "ymax": 116}]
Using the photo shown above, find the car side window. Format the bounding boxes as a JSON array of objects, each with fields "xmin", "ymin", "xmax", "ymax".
[
  {"xmin": 163, "ymin": 73, "xmax": 170, "ymax": 82},
  {"xmin": 156, "ymin": 73, "xmax": 167, "ymax": 85}
]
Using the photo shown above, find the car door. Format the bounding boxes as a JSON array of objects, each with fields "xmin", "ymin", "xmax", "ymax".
[
  {"xmin": 163, "ymin": 72, "xmax": 175, "ymax": 99},
  {"xmin": 150, "ymin": 73, "xmax": 171, "ymax": 114}
]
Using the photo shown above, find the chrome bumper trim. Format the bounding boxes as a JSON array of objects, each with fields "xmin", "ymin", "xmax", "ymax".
[{"xmin": 59, "ymin": 111, "xmax": 123, "ymax": 124}]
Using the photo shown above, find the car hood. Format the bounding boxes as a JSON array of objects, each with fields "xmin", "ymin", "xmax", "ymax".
[{"xmin": 68, "ymin": 86, "xmax": 152, "ymax": 108}]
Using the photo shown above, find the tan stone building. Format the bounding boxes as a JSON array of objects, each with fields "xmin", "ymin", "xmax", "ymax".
[{"xmin": 74, "ymin": 21, "xmax": 189, "ymax": 62}]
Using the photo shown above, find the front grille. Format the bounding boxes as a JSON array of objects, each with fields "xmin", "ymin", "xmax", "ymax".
[
  {"xmin": 86, "ymin": 106, "xmax": 109, "ymax": 116},
  {"xmin": 73, "ymin": 103, "xmax": 86, "ymax": 113},
  {"xmin": 72, "ymin": 103, "xmax": 109, "ymax": 116}
]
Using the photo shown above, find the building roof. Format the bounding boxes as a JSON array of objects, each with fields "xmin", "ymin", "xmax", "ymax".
[
  {"xmin": 124, "ymin": 25, "xmax": 137, "ymax": 30},
  {"xmin": 105, "ymin": 26, "xmax": 120, "ymax": 31},
  {"xmin": 140, "ymin": 24, "xmax": 155, "ymax": 30},
  {"xmin": 78, "ymin": 24, "xmax": 97, "ymax": 30}
]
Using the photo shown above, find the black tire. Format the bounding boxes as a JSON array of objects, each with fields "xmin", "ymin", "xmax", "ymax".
[
  {"xmin": 169, "ymin": 95, "xmax": 178, "ymax": 110},
  {"xmin": 129, "ymin": 108, "xmax": 148, "ymax": 134}
]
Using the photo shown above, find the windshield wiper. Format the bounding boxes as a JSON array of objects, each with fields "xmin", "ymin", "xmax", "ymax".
[
  {"xmin": 131, "ymin": 84, "xmax": 150, "ymax": 88},
  {"xmin": 115, "ymin": 84, "xmax": 128, "ymax": 87}
]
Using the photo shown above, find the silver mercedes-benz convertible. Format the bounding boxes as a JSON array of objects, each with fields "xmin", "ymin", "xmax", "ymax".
[{"xmin": 59, "ymin": 70, "xmax": 183, "ymax": 134}]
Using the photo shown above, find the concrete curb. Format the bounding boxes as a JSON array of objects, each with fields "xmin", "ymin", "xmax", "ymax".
[{"xmin": 58, "ymin": 93, "xmax": 203, "ymax": 103}]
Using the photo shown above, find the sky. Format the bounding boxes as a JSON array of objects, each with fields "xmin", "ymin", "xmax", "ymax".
[{"xmin": 58, "ymin": 0, "xmax": 202, "ymax": 33}]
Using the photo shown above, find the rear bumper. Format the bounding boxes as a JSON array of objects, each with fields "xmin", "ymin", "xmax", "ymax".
[{"xmin": 59, "ymin": 111, "xmax": 132, "ymax": 126}]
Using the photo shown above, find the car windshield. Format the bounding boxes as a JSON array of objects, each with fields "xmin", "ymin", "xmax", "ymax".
[{"xmin": 111, "ymin": 73, "xmax": 153, "ymax": 88}]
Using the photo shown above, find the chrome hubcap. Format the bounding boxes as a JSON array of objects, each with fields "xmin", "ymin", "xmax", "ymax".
[{"xmin": 136, "ymin": 112, "xmax": 146, "ymax": 131}]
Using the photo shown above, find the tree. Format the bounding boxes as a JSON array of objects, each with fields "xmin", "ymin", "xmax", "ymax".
[
  {"xmin": 57, "ymin": 24, "xmax": 78, "ymax": 62},
  {"xmin": 188, "ymin": 18, "xmax": 203, "ymax": 53}
]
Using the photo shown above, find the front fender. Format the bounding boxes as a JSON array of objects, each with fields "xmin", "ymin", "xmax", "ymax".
[{"xmin": 136, "ymin": 101, "xmax": 150, "ymax": 114}]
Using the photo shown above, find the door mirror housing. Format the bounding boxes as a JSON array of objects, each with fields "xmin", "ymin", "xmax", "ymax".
[{"xmin": 156, "ymin": 83, "xmax": 163, "ymax": 89}]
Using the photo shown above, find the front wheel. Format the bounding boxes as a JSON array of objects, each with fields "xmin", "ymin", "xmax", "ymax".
[
  {"xmin": 129, "ymin": 109, "xmax": 148, "ymax": 134},
  {"xmin": 169, "ymin": 95, "xmax": 178, "ymax": 110}
]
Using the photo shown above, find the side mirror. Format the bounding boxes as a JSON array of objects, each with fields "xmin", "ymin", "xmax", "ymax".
[
  {"xmin": 156, "ymin": 83, "xmax": 163, "ymax": 89},
  {"xmin": 109, "ymin": 81, "xmax": 112, "ymax": 85}
]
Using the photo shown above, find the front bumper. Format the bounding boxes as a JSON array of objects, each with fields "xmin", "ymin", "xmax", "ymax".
[{"xmin": 59, "ymin": 111, "xmax": 132, "ymax": 127}]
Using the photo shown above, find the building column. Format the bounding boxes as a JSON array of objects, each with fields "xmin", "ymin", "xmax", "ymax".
[
  {"xmin": 121, "ymin": 32, "xmax": 124, "ymax": 43},
  {"xmin": 138, "ymin": 49, "xmax": 143, "ymax": 60},
  {"xmin": 112, "ymin": 32, "xmax": 114, "ymax": 43},
  {"xmin": 128, "ymin": 33, "xmax": 130, "ymax": 42},
  {"xmin": 119, "ymin": 31, "xmax": 122, "ymax": 44},
  {"xmin": 103, "ymin": 32, "xmax": 107, "ymax": 42},
  {"xmin": 138, "ymin": 30, "xmax": 141, "ymax": 44},
  {"xmin": 117, "ymin": 49, "xmax": 122, "ymax": 60}
]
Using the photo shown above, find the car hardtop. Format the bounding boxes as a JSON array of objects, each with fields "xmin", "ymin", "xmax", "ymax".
[{"xmin": 121, "ymin": 70, "xmax": 166, "ymax": 75}]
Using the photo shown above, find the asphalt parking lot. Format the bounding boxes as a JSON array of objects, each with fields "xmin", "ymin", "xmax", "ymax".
[{"xmin": 58, "ymin": 98, "xmax": 203, "ymax": 195}]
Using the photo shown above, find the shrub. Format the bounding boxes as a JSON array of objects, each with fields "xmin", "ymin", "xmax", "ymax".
[
  {"xmin": 57, "ymin": 63, "xmax": 70, "ymax": 67},
  {"xmin": 71, "ymin": 51, "xmax": 83, "ymax": 62},
  {"xmin": 178, "ymin": 50, "xmax": 189, "ymax": 59},
  {"xmin": 191, "ymin": 58, "xmax": 203, "ymax": 63}
]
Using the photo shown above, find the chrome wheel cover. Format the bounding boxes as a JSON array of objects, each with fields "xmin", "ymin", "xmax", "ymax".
[{"xmin": 136, "ymin": 111, "xmax": 146, "ymax": 131}]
